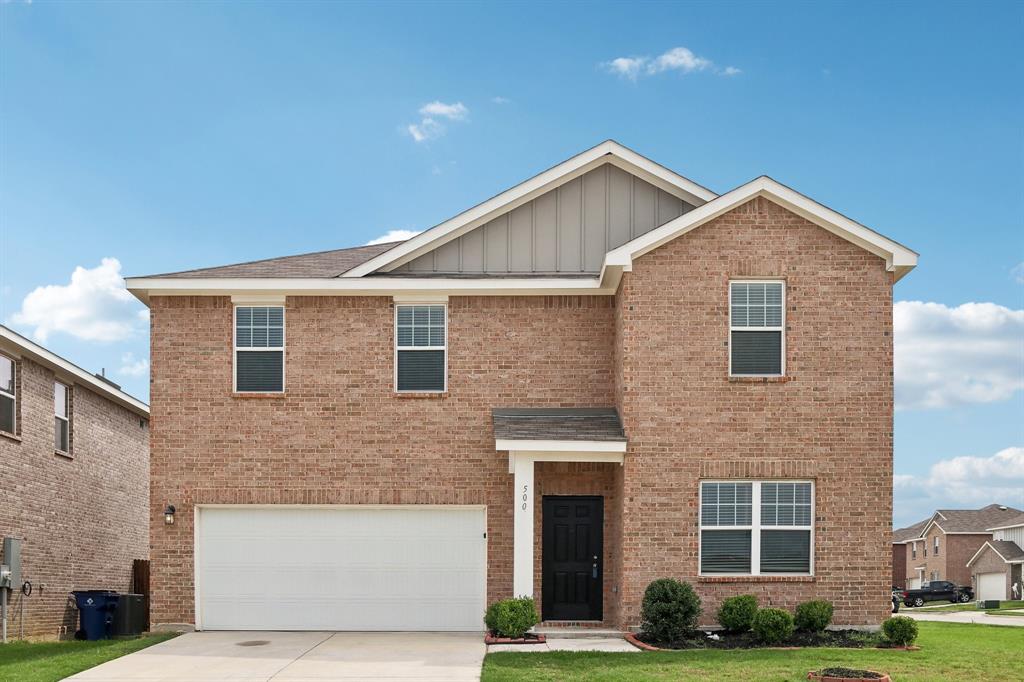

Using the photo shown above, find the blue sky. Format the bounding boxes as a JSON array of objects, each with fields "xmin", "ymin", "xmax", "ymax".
[{"xmin": 1, "ymin": 1, "xmax": 1021, "ymax": 525}]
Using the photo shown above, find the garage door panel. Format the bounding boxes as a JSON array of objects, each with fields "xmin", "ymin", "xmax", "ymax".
[
  {"xmin": 978, "ymin": 572, "xmax": 1006, "ymax": 601},
  {"xmin": 197, "ymin": 506, "xmax": 486, "ymax": 631}
]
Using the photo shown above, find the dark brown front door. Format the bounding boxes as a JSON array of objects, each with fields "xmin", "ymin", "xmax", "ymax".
[{"xmin": 542, "ymin": 496, "xmax": 603, "ymax": 621}]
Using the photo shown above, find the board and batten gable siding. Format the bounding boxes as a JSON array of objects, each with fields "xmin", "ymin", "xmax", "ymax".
[
  {"xmin": 995, "ymin": 526, "xmax": 1024, "ymax": 547},
  {"xmin": 395, "ymin": 165, "xmax": 694, "ymax": 274}
]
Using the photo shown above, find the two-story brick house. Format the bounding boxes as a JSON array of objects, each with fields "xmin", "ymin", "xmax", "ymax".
[
  {"xmin": 893, "ymin": 504, "xmax": 1023, "ymax": 590},
  {"xmin": 128, "ymin": 141, "xmax": 918, "ymax": 632},
  {"xmin": 0, "ymin": 325, "xmax": 149, "ymax": 638}
]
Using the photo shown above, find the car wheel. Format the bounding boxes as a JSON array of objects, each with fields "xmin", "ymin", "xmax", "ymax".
[
  {"xmin": 913, "ymin": 597, "xmax": 925, "ymax": 607},
  {"xmin": 959, "ymin": 593, "xmax": 972, "ymax": 603}
]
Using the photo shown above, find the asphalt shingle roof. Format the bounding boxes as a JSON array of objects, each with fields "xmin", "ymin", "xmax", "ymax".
[
  {"xmin": 892, "ymin": 518, "xmax": 930, "ymax": 544},
  {"xmin": 142, "ymin": 242, "xmax": 403, "ymax": 279},
  {"xmin": 932, "ymin": 504, "xmax": 1024, "ymax": 533},
  {"xmin": 989, "ymin": 512, "xmax": 1024, "ymax": 530},
  {"xmin": 989, "ymin": 540, "xmax": 1024, "ymax": 562},
  {"xmin": 492, "ymin": 408, "xmax": 626, "ymax": 442}
]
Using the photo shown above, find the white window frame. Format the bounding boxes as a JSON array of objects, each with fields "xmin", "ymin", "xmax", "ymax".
[
  {"xmin": 394, "ymin": 303, "xmax": 448, "ymax": 393},
  {"xmin": 698, "ymin": 479, "xmax": 814, "ymax": 577},
  {"xmin": 911, "ymin": 542, "xmax": 917, "ymax": 560},
  {"xmin": 233, "ymin": 305, "xmax": 286, "ymax": 394},
  {"xmin": 728, "ymin": 279, "xmax": 786, "ymax": 377},
  {"xmin": 0, "ymin": 353, "xmax": 16, "ymax": 434},
  {"xmin": 934, "ymin": 536, "xmax": 939, "ymax": 555},
  {"xmin": 54, "ymin": 380, "xmax": 70, "ymax": 454}
]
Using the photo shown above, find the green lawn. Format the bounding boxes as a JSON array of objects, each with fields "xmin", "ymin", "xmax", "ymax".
[
  {"xmin": 0, "ymin": 633, "xmax": 177, "ymax": 682},
  {"xmin": 915, "ymin": 599, "xmax": 1024, "ymax": 614},
  {"xmin": 482, "ymin": 622, "xmax": 1024, "ymax": 682}
]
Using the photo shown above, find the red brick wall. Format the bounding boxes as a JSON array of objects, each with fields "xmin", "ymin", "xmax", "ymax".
[
  {"xmin": 149, "ymin": 196, "xmax": 897, "ymax": 629},
  {"xmin": 615, "ymin": 196, "xmax": 894, "ymax": 627},
  {"xmin": 0, "ymin": 353, "xmax": 149, "ymax": 638},
  {"xmin": 892, "ymin": 544, "xmax": 907, "ymax": 588},
  {"xmin": 148, "ymin": 295, "xmax": 616, "ymax": 626}
]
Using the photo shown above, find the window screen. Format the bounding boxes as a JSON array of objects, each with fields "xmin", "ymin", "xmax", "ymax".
[
  {"xmin": 396, "ymin": 305, "xmax": 446, "ymax": 392},
  {"xmin": 235, "ymin": 306, "xmax": 284, "ymax": 392},
  {"xmin": 730, "ymin": 282, "xmax": 784, "ymax": 376},
  {"xmin": 0, "ymin": 355, "xmax": 14, "ymax": 434},
  {"xmin": 54, "ymin": 381, "xmax": 69, "ymax": 452}
]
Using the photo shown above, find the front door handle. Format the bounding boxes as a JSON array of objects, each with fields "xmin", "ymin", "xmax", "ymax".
[{"xmin": 592, "ymin": 563, "xmax": 598, "ymax": 579}]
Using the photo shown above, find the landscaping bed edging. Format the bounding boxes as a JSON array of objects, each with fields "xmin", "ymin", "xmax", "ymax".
[
  {"xmin": 484, "ymin": 633, "xmax": 546, "ymax": 645},
  {"xmin": 808, "ymin": 669, "xmax": 890, "ymax": 682}
]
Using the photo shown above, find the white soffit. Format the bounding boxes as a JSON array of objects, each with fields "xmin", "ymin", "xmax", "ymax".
[{"xmin": 344, "ymin": 140, "xmax": 718, "ymax": 277}]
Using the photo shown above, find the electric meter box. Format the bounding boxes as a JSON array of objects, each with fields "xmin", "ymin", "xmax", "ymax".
[{"xmin": 2, "ymin": 537, "xmax": 21, "ymax": 588}]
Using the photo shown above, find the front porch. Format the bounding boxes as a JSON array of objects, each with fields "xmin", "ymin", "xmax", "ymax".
[{"xmin": 493, "ymin": 408, "xmax": 627, "ymax": 627}]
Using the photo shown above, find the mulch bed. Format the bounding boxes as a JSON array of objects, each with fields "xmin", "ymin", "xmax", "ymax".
[
  {"xmin": 628, "ymin": 629, "xmax": 885, "ymax": 651},
  {"xmin": 809, "ymin": 668, "xmax": 890, "ymax": 682},
  {"xmin": 484, "ymin": 633, "xmax": 547, "ymax": 645}
]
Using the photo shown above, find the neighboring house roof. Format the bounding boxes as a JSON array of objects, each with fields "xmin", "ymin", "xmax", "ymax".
[
  {"xmin": 0, "ymin": 325, "xmax": 149, "ymax": 417},
  {"xmin": 893, "ymin": 518, "xmax": 930, "ymax": 544},
  {"xmin": 492, "ymin": 408, "xmax": 627, "ymax": 453},
  {"xmin": 919, "ymin": 504, "xmax": 1024, "ymax": 537},
  {"xmin": 988, "ymin": 513, "xmax": 1024, "ymax": 532},
  {"xmin": 141, "ymin": 242, "xmax": 402, "ymax": 279},
  {"xmin": 967, "ymin": 539, "xmax": 1024, "ymax": 567},
  {"xmin": 126, "ymin": 141, "xmax": 918, "ymax": 303}
]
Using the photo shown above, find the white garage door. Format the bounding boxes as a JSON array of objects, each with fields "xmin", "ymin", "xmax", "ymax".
[
  {"xmin": 196, "ymin": 506, "xmax": 486, "ymax": 631},
  {"xmin": 977, "ymin": 572, "xmax": 1007, "ymax": 601}
]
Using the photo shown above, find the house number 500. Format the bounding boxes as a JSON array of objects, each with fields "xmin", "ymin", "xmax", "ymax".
[{"xmin": 521, "ymin": 485, "xmax": 529, "ymax": 511}]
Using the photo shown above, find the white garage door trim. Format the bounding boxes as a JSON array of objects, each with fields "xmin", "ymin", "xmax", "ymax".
[
  {"xmin": 194, "ymin": 504, "xmax": 487, "ymax": 631},
  {"xmin": 977, "ymin": 572, "xmax": 1007, "ymax": 602}
]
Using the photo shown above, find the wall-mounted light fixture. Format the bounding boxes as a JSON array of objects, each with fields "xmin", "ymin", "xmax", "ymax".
[{"xmin": 163, "ymin": 505, "xmax": 176, "ymax": 525}]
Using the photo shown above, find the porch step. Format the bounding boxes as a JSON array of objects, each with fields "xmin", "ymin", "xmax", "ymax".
[{"xmin": 534, "ymin": 626, "xmax": 626, "ymax": 639}]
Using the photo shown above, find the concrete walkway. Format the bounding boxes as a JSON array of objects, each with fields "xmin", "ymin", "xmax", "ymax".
[
  {"xmin": 65, "ymin": 631, "xmax": 486, "ymax": 682},
  {"xmin": 487, "ymin": 637, "xmax": 638, "ymax": 653},
  {"xmin": 904, "ymin": 610, "xmax": 1024, "ymax": 627}
]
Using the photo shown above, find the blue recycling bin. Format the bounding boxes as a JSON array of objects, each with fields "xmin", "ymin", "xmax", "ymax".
[{"xmin": 72, "ymin": 590, "xmax": 119, "ymax": 640}]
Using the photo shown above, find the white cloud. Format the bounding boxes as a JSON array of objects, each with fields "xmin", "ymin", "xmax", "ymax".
[
  {"xmin": 491, "ymin": 96, "xmax": 511, "ymax": 105},
  {"xmin": 419, "ymin": 101, "xmax": 468, "ymax": 121},
  {"xmin": 9, "ymin": 258, "xmax": 148, "ymax": 343},
  {"xmin": 117, "ymin": 352, "xmax": 149, "ymax": 378},
  {"xmin": 366, "ymin": 229, "xmax": 422, "ymax": 245},
  {"xmin": 894, "ymin": 301, "xmax": 1024, "ymax": 410},
  {"xmin": 895, "ymin": 447, "xmax": 1024, "ymax": 525},
  {"xmin": 406, "ymin": 101, "xmax": 469, "ymax": 143},
  {"xmin": 602, "ymin": 47, "xmax": 740, "ymax": 80}
]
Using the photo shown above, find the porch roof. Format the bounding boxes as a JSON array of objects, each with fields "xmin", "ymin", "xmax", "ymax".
[{"xmin": 492, "ymin": 408, "xmax": 626, "ymax": 443}]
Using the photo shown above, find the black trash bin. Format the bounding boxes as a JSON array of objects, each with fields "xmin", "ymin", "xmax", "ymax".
[
  {"xmin": 71, "ymin": 590, "xmax": 119, "ymax": 641},
  {"xmin": 113, "ymin": 593, "xmax": 147, "ymax": 637}
]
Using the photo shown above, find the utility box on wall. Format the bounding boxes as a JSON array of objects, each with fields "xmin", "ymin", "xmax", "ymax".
[{"xmin": 1, "ymin": 538, "xmax": 21, "ymax": 588}]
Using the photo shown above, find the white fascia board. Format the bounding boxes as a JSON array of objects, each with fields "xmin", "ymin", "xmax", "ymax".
[
  {"xmin": 495, "ymin": 439, "xmax": 628, "ymax": 453},
  {"xmin": 987, "ymin": 521, "xmax": 1024, "ymax": 532},
  {"xmin": 344, "ymin": 140, "xmax": 716, "ymax": 277},
  {"xmin": 966, "ymin": 542, "xmax": 1008, "ymax": 567},
  {"xmin": 0, "ymin": 325, "xmax": 149, "ymax": 417},
  {"xmin": 604, "ymin": 176, "xmax": 918, "ymax": 281},
  {"xmin": 126, "ymin": 275, "xmax": 618, "ymax": 304},
  {"xmin": 919, "ymin": 519, "xmax": 945, "ymax": 538}
]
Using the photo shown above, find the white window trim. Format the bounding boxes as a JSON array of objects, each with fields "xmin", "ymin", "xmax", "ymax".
[
  {"xmin": 233, "ymin": 305, "xmax": 286, "ymax": 394},
  {"xmin": 728, "ymin": 279, "xmax": 786, "ymax": 378},
  {"xmin": 0, "ymin": 353, "xmax": 15, "ymax": 434},
  {"xmin": 698, "ymin": 479, "xmax": 815, "ymax": 577},
  {"xmin": 54, "ymin": 380, "xmax": 70, "ymax": 453},
  {"xmin": 934, "ymin": 536, "xmax": 939, "ymax": 555},
  {"xmin": 394, "ymin": 303, "xmax": 448, "ymax": 393}
]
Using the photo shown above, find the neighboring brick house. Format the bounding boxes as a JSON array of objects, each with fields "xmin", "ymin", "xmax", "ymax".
[
  {"xmin": 127, "ymin": 140, "xmax": 919, "ymax": 631},
  {"xmin": 891, "ymin": 519, "xmax": 928, "ymax": 588},
  {"xmin": 0, "ymin": 325, "xmax": 149, "ymax": 639},
  {"xmin": 967, "ymin": 513, "xmax": 1024, "ymax": 601},
  {"xmin": 893, "ymin": 504, "xmax": 1023, "ymax": 590}
]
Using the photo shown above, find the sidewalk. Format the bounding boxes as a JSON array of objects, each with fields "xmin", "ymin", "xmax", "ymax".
[{"xmin": 905, "ymin": 610, "xmax": 1024, "ymax": 627}]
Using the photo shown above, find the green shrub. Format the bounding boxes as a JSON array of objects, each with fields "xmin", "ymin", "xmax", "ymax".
[
  {"xmin": 484, "ymin": 597, "xmax": 539, "ymax": 638},
  {"xmin": 882, "ymin": 615, "xmax": 919, "ymax": 646},
  {"xmin": 794, "ymin": 600, "xmax": 834, "ymax": 632},
  {"xmin": 640, "ymin": 578, "xmax": 701, "ymax": 642},
  {"xmin": 751, "ymin": 607, "xmax": 795, "ymax": 644},
  {"xmin": 717, "ymin": 595, "xmax": 758, "ymax": 633}
]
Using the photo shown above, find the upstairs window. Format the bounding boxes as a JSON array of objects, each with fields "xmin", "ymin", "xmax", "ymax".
[
  {"xmin": 235, "ymin": 306, "xmax": 285, "ymax": 393},
  {"xmin": 395, "ymin": 304, "xmax": 446, "ymax": 392},
  {"xmin": 730, "ymin": 281, "xmax": 784, "ymax": 376},
  {"xmin": 911, "ymin": 543, "xmax": 917, "ymax": 559},
  {"xmin": 54, "ymin": 381, "xmax": 70, "ymax": 453},
  {"xmin": 0, "ymin": 354, "xmax": 14, "ymax": 434},
  {"xmin": 700, "ymin": 480, "xmax": 813, "ymax": 576},
  {"xmin": 934, "ymin": 537, "xmax": 939, "ymax": 556}
]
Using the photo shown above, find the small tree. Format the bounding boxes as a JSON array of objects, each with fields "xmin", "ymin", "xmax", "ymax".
[
  {"xmin": 640, "ymin": 578, "xmax": 702, "ymax": 643},
  {"xmin": 717, "ymin": 595, "xmax": 758, "ymax": 633}
]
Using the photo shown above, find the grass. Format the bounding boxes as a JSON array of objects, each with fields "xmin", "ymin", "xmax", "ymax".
[
  {"xmin": 482, "ymin": 622, "xmax": 1024, "ymax": 681},
  {"xmin": 0, "ymin": 633, "xmax": 177, "ymax": 682},
  {"xmin": 914, "ymin": 599, "xmax": 1024, "ymax": 614}
]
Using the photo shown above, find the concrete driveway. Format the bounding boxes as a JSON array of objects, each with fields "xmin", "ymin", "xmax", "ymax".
[
  {"xmin": 65, "ymin": 631, "xmax": 486, "ymax": 682},
  {"xmin": 904, "ymin": 610, "xmax": 1024, "ymax": 627}
]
